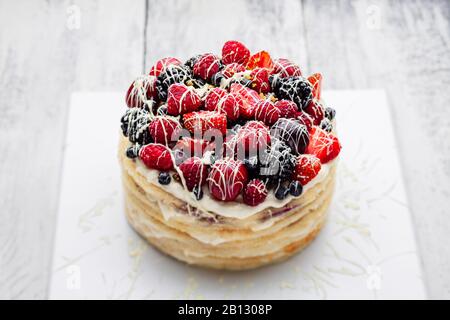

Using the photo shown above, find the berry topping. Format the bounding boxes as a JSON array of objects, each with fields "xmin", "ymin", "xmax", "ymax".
[
  {"xmin": 308, "ymin": 73, "xmax": 322, "ymax": 100},
  {"xmin": 275, "ymin": 100, "xmax": 299, "ymax": 119},
  {"xmin": 259, "ymin": 140, "xmax": 296, "ymax": 185},
  {"xmin": 184, "ymin": 55, "xmax": 202, "ymax": 70},
  {"xmin": 126, "ymin": 145, "xmax": 140, "ymax": 159},
  {"xmin": 125, "ymin": 75, "xmax": 157, "ymax": 108},
  {"xmin": 229, "ymin": 83, "xmax": 262, "ymax": 119},
  {"xmin": 295, "ymin": 111, "xmax": 313, "ymax": 132},
  {"xmin": 193, "ymin": 185, "xmax": 204, "ymax": 200},
  {"xmin": 121, "ymin": 107, "xmax": 153, "ymax": 145},
  {"xmin": 275, "ymin": 185, "xmax": 289, "ymax": 200},
  {"xmin": 173, "ymin": 137, "xmax": 209, "ymax": 160},
  {"xmin": 207, "ymin": 158, "xmax": 248, "ymax": 201},
  {"xmin": 270, "ymin": 118, "xmax": 309, "ymax": 155},
  {"xmin": 304, "ymin": 99, "xmax": 325, "ymax": 125},
  {"xmin": 222, "ymin": 63, "xmax": 246, "ymax": 78},
  {"xmin": 183, "ymin": 111, "xmax": 227, "ymax": 135},
  {"xmin": 305, "ymin": 127, "xmax": 341, "ymax": 164},
  {"xmin": 289, "ymin": 181, "xmax": 303, "ymax": 197},
  {"xmin": 179, "ymin": 157, "xmax": 208, "ymax": 191},
  {"xmin": 222, "ymin": 40, "xmax": 250, "ymax": 65},
  {"xmin": 205, "ymin": 87, "xmax": 227, "ymax": 110},
  {"xmin": 325, "ymin": 107, "xmax": 336, "ymax": 120},
  {"xmin": 149, "ymin": 57, "xmax": 182, "ymax": 77},
  {"xmin": 205, "ymin": 90, "xmax": 241, "ymax": 121},
  {"xmin": 167, "ymin": 83, "xmax": 202, "ymax": 116},
  {"xmin": 193, "ymin": 53, "xmax": 221, "ymax": 80},
  {"xmin": 250, "ymin": 68, "xmax": 271, "ymax": 93},
  {"xmin": 292, "ymin": 154, "xmax": 322, "ymax": 185},
  {"xmin": 271, "ymin": 76, "xmax": 313, "ymax": 110},
  {"xmin": 156, "ymin": 64, "xmax": 192, "ymax": 101},
  {"xmin": 320, "ymin": 118, "xmax": 333, "ymax": 133},
  {"xmin": 234, "ymin": 120, "xmax": 271, "ymax": 155},
  {"xmin": 273, "ymin": 58, "xmax": 302, "ymax": 78},
  {"xmin": 246, "ymin": 51, "xmax": 273, "ymax": 70},
  {"xmin": 148, "ymin": 116, "xmax": 181, "ymax": 146},
  {"xmin": 243, "ymin": 179, "xmax": 268, "ymax": 206},
  {"xmin": 254, "ymin": 100, "xmax": 280, "ymax": 126},
  {"xmin": 139, "ymin": 144, "xmax": 174, "ymax": 171},
  {"xmin": 158, "ymin": 171, "xmax": 171, "ymax": 185}
]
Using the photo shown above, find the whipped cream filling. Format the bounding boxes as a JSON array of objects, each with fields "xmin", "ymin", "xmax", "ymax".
[{"xmin": 134, "ymin": 159, "xmax": 333, "ymax": 220}]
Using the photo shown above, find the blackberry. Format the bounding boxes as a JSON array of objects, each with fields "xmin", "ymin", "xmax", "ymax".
[
  {"xmin": 325, "ymin": 107, "xmax": 336, "ymax": 120},
  {"xmin": 272, "ymin": 76, "xmax": 313, "ymax": 110},
  {"xmin": 156, "ymin": 64, "xmax": 192, "ymax": 101},
  {"xmin": 271, "ymin": 118, "xmax": 310, "ymax": 155},
  {"xmin": 120, "ymin": 108, "xmax": 153, "ymax": 145},
  {"xmin": 184, "ymin": 55, "xmax": 201, "ymax": 70},
  {"xmin": 126, "ymin": 145, "xmax": 140, "ymax": 159},
  {"xmin": 259, "ymin": 140, "xmax": 296, "ymax": 186},
  {"xmin": 188, "ymin": 77, "xmax": 207, "ymax": 89},
  {"xmin": 289, "ymin": 181, "xmax": 303, "ymax": 197},
  {"xmin": 320, "ymin": 118, "xmax": 333, "ymax": 133},
  {"xmin": 193, "ymin": 185, "xmax": 203, "ymax": 200},
  {"xmin": 158, "ymin": 172, "xmax": 171, "ymax": 185},
  {"xmin": 275, "ymin": 185, "xmax": 289, "ymax": 200}
]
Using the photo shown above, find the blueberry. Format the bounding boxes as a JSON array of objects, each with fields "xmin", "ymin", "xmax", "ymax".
[
  {"xmin": 275, "ymin": 185, "xmax": 289, "ymax": 200},
  {"xmin": 244, "ymin": 156, "xmax": 259, "ymax": 177},
  {"xmin": 193, "ymin": 185, "xmax": 203, "ymax": 200},
  {"xmin": 325, "ymin": 107, "xmax": 336, "ymax": 120},
  {"xmin": 158, "ymin": 172, "xmax": 171, "ymax": 185},
  {"xmin": 289, "ymin": 181, "xmax": 303, "ymax": 197},
  {"xmin": 320, "ymin": 118, "xmax": 333, "ymax": 133},
  {"xmin": 126, "ymin": 146, "xmax": 139, "ymax": 159},
  {"xmin": 211, "ymin": 72, "xmax": 225, "ymax": 87}
]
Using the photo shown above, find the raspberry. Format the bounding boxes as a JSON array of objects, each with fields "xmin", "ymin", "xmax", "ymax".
[
  {"xmin": 243, "ymin": 179, "xmax": 268, "ymax": 206},
  {"xmin": 246, "ymin": 51, "xmax": 273, "ymax": 70},
  {"xmin": 270, "ymin": 118, "xmax": 309, "ymax": 155},
  {"xmin": 305, "ymin": 127, "xmax": 341, "ymax": 163},
  {"xmin": 183, "ymin": 111, "xmax": 227, "ymax": 135},
  {"xmin": 275, "ymin": 100, "xmax": 299, "ymax": 119},
  {"xmin": 229, "ymin": 83, "xmax": 261, "ymax": 119},
  {"xmin": 235, "ymin": 121, "xmax": 271, "ymax": 155},
  {"xmin": 295, "ymin": 111, "xmax": 313, "ymax": 132},
  {"xmin": 193, "ymin": 53, "xmax": 221, "ymax": 80},
  {"xmin": 222, "ymin": 63, "xmax": 245, "ymax": 78},
  {"xmin": 254, "ymin": 100, "xmax": 280, "ymax": 126},
  {"xmin": 292, "ymin": 154, "xmax": 322, "ymax": 185},
  {"xmin": 304, "ymin": 99, "xmax": 325, "ymax": 125},
  {"xmin": 205, "ymin": 87, "xmax": 227, "ymax": 111},
  {"xmin": 250, "ymin": 68, "xmax": 270, "ymax": 93},
  {"xmin": 179, "ymin": 157, "xmax": 208, "ymax": 191},
  {"xmin": 222, "ymin": 40, "xmax": 250, "ymax": 65},
  {"xmin": 167, "ymin": 83, "xmax": 202, "ymax": 116},
  {"xmin": 173, "ymin": 137, "xmax": 209, "ymax": 157},
  {"xmin": 207, "ymin": 158, "xmax": 248, "ymax": 201},
  {"xmin": 139, "ymin": 144, "xmax": 174, "ymax": 171},
  {"xmin": 148, "ymin": 117, "xmax": 181, "ymax": 145},
  {"xmin": 125, "ymin": 75, "xmax": 157, "ymax": 108},
  {"xmin": 273, "ymin": 58, "xmax": 302, "ymax": 78},
  {"xmin": 149, "ymin": 57, "xmax": 182, "ymax": 77},
  {"xmin": 308, "ymin": 73, "xmax": 322, "ymax": 100}
]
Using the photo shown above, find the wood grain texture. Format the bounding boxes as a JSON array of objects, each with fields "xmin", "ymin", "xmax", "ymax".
[
  {"xmin": 0, "ymin": 0, "xmax": 145, "ymax": 299},
  {"xmin": 0, "ymin": 0, "xmax": 449, "ymax": 299}
]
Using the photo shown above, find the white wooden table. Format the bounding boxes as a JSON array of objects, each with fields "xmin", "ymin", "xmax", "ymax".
[{"xmin": 0, "ymin": 0, "xmax": 449, "ymax": 299}]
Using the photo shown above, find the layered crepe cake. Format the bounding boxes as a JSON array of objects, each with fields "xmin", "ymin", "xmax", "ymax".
[{"xmin": 119, "ymin": 40, "xmax": 342, "ymax": 270}]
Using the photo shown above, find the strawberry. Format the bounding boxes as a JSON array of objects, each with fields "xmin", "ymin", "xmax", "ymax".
[
  {"xmin": 246, "ymin": 51, "xmax": 273, "ymax": 70},
  {"xmin": 229, "ymin": 83, "xmax": 261, "ymax": 119},
  {"xmin": 148, "ymin": 117, "xmax": 181, "ymax": 145},
  {"xmin": 275, "ymin": 99, "xmax": 298, "ymax": 118},
  {"xmin": 296, "ymin": 111, "xmax": 313, "ymax": 132},
  {"xmin": 167, "ymin": 83, "xmax": 202, "ymax": 116},
  {"xmin": 208, "ymin": 158, "xmax": 248, "ymax": 201},
  {"xmin": 235, "ymin": 121, "xmax": 271, "ymax": 155},
  {"xmin": 205, "ymin": 87, "xmax": 227, "ymax": 111},
  {"xmin": 222, "ymin": 40, "xmax": 250, "ymax": 65},
  {"xmin": 250, "ymin": 68, "xmax": 271, "ymax": 93},
  {"xmin": 179, "ymin": 157, "xmax": 208, "ymax": 191},
  {"xmin": 183, "ymin": 111, "xmax": 227, "ymax": 135},
  {"xmin": 193, "ymin": 53, "xmax": 221, "ymax": 80},
  {"xmin": 305, "ymin": 127, "xmax": 341, "ymax": 163},
  {"xmin": 254, "ymin": 100, "xmax": 280, "ymax": 126},
  {"xmin": 125, "ymin": 75, "xmax": 157, "ymax": 108},
  {"xmin": 272, "ymin": 58, "xmax": 302, "ymax": 78},
  {"xmin": 243, "ymin": 179, "xmax": 268, "ymax": 206},
  {"xmin": 139, "ymin": 143, "xmax": 174, "ymax": 171},
  {"xmin": 304, "ymin": 99, "xmax": 325, "ymax": 125},
  {"xmin": 149, "ymin": 57, "xmax": 182, "ymax": 77},
  {"xmin": 292, "ymin": 154, "xmax": 322, "ymax": 185},
  {"xmin": 222, "ymin": 62, "xmax": 245, "ymax": 78},
  {"xmin": 308, "ymin": 73, "xmax": 322, "ymax": 99}
]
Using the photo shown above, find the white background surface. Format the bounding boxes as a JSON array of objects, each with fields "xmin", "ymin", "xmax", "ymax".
[
  {"xmin": 0, "ymin": 0, "xmax": 448, "ymax": 299},
  {"xmin": 49, "ymin": 91, "xmax": 425, "ymax": 299}
]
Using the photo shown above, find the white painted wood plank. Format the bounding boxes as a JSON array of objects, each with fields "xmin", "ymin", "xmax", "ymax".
[
  {"xmin": 0, "ymin": 0, "xmax": 145, "ymax": 299},
  {"xmin": 302, "ymin": 0, "xmax": 450, "ymax": 298}
]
